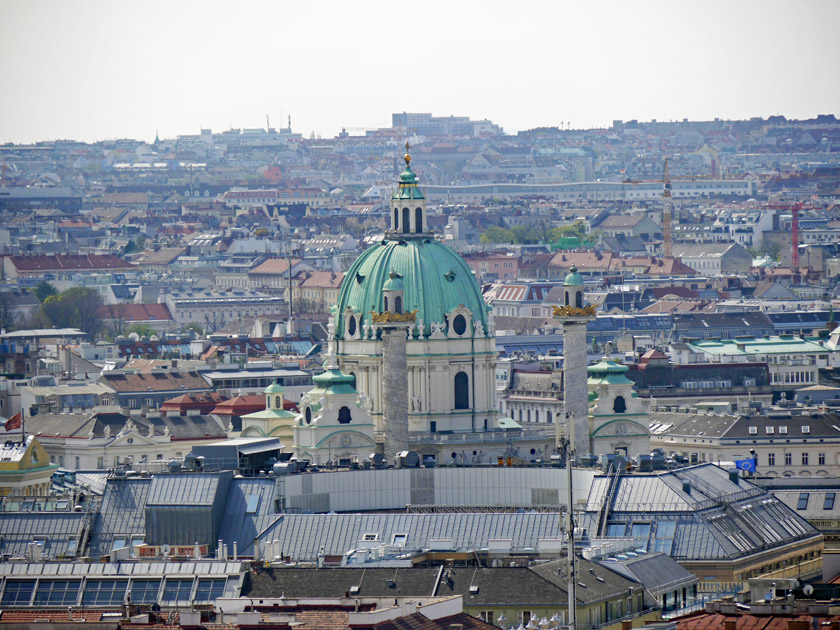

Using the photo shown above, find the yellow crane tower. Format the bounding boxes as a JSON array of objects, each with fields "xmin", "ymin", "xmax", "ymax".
[{"xmin": 662, "ymin": 159, "xmax": 673, "ymax": 258}]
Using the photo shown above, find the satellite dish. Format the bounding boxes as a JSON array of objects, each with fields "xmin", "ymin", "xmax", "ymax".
[
  {"xmin": 804, "ymin": 584, "xmax": 814, "ymax": 596},
  {"xmin": 161, "ymin": 544, "xmax": 171, "ymax": 556}
]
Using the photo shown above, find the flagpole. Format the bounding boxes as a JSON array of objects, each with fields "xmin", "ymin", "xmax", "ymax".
[{"xmin": 20, "ymin": 407, "xmax": 25, "ymax": 443}]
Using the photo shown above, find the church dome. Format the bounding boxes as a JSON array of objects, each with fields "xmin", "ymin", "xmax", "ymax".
[{"xmin": 334, "ymin": 237, "xmax": 488, "ymax": 337}]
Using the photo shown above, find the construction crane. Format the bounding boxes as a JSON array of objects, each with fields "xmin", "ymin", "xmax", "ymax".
[
  {"xmin": 766, "ymin": 200, "xmax": 824, "ymax": 269},
  {"xmin": 662, "ymin": 159, "xmax": 673, "ymax": 258}
]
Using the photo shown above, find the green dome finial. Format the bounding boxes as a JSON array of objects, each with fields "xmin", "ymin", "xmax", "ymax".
[{"xmin": 564, "ymin": 266, "xmax": 584, "ymax": 286}]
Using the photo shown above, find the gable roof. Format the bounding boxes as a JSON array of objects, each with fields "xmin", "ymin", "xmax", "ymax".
[
  {"xmin": 7, "ymin": 254, "xmax": 135, "ymax": 272},
  {"xmin": 99, "ymin": 370, "xmax": 211, "ymax": 393}
]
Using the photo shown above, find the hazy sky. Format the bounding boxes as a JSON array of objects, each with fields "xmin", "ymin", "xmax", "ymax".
[{"xmin": 1, "ymin": 0, "xmax": 838, "ymax": 144}]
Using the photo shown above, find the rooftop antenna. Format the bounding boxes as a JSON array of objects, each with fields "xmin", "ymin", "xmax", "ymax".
[
  {"xmin": 288, "ymin": 115, "xmax": 291, "ymax": 131},
  {"xmin": 266, "ymin": 114, "xmax": 270, "ymax": 132}
]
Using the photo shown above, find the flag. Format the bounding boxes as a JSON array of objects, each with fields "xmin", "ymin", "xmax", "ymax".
[
  {"xmin": 4, "ymin": 412, "xmax": 21, "ymax": 431},
  {"xmin": 735, "ymin": 458, "xmax": 756, "ymax": 472}
]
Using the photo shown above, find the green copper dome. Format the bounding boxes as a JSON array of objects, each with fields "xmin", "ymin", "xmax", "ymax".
[
  {"xmin": 264, "ymin": 381, "xmax": 284, "ymax": 394},
  {"xmin": 392, "ymin": 145, "xmax": 425, "ymax": 200},
  {"xmin": 334, "ymin": 237, "xmax": 489, "ymax": 338},
  {"xmin": 564, "ymin": 265, "xmax": 584, "ymax": 286},
  {"xmin": 587, "ymin": 358, "xmax": 634, "ymax": 386}
]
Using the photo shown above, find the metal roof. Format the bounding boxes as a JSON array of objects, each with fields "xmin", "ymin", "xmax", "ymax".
[
  {"xmin": 0, "ymin": 512, "xmax": 87, "ymax": 558},
  {"xmin": 267, "ymin": 513, "xmax": 563, "ymax": 562},
  {"xmin": 88, "ymin": 477, "xmax": 151, "ymax": 558},
  {"xmin": 147, "ymin": 473, "xmax": 228, "ymax": 506}
]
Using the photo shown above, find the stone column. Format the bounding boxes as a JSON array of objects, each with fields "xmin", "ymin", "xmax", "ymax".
[
  {"xmin": 381, "ymin": 326, "xmax": 410, "ymax": 461},
  {"xmin": 561, "ymin": 321, "xmax": 590, "ymax": 457}
]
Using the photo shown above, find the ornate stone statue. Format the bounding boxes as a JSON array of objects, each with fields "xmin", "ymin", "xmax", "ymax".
[
  {"xmin": 487, "ymin": 312, "xmax": 496, "ymax": 335},
  {"xmin": 411, "ymin": 394, "xmax": 422, "ymax": 412},
  {"xmin": 327, "ymin": 315, "xmax": 336, "ymax": 340},
  {"xmin": 430, "ymin": 321, "xmax": 446, "ymax": 339},
  {"xmin": 416, "ymin": 317, "xmax": 425, "ymax": 338},
  {"xmin": 103, "ymin": 425, "xmax": 111, "ymax": 439},
  {"xmin": 473, "ymin": 320, "xmax": 485, "ymax": 337}
]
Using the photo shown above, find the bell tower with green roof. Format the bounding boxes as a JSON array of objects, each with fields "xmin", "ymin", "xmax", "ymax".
[{"xmin": 389, "ymin": 142, "xmax": 430, "ymax": 237}]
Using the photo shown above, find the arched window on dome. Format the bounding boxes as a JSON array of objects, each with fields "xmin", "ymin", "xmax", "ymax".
[
  {"xmin": 338, "ymin": 406, "xmax": 352, "ymax": 424},
  {"xmin": 565, "ymin": 291, "xmax": 570, "ymax": 306},
  {"xmin": 454, "ymin": 372, "xmax": 469, "ymax": 410},
  {"xmin": 394, "ymin": 207, "xmax": 399, "ymax": 231},
  {"xmin": 394, "ymin": 296, "xmax": 402, "ymax": 314},
  {"xmin": 402, "ymin": 208, "xmax": 410, "ymax": 234},
  {"xmin": 384, "ymin": 296, "xmax": 389, "ymax": 311},
  {"xmin": 576, "ymin": 290, "xmax": 583, "ymax": 308},
  {"xmin": 415, "ymin": 207, "xmax": 423, "ymax": 233},
  {"xmin": 275, "ymin": 396, "xmax": 283, "ymax": 409}
]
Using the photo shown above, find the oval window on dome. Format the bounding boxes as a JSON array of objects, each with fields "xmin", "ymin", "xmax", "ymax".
[
  {"xmin": 348, "ymin": 316, "xmax": 357, "ymax": 337},
  {"xmin": 305, "ymin": 407, "xmax": 312, "ymax": 424},
  {"xmin": 452, "ymin": 314, "xmax": 467, "ymax": 336}
]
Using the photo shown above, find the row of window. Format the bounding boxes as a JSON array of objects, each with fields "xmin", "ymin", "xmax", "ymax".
[
  {"xmin": 748, "ymin": 425, "xmax": 810, "ymax": 435},
  {"xmin": 765, "ymin": 452, "xmax": 825, "ymax": 466},
  {"xmin": 0, "ymin": 577, "xmax": 226, "ymax": 606},
  {"xmin": 771, "ymin": 371, "xmax": 814, "ymax": 384}
]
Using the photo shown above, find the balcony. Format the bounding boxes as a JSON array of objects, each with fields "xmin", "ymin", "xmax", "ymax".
[{"xmin": 408, "ymin": 429, "xmax": 554, "ymax": 445}]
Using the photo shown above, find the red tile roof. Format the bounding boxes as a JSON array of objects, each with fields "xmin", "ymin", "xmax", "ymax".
[
  {"xmin": 211, "ymin": 394, "xmax": 266, "ymax": 416},
  {"xmin": 301, "ymin": 271, "xmax": 344, "ymax": 289},
  {"xmin": 250, "ymin": 258, "xmax": 302, "ymax": 275},
  {"xmin": 105, "ymin": 303, "xmax": 173, "ymax": 322},
  {"xmin": 100, "ymin": 370, "xmax": 211, "ymax": 393},
  {"xmin": 676, "ymin": 612, "xmax": 840, "ymax": 630}
]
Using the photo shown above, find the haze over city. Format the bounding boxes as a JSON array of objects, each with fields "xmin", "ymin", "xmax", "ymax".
[{"xmin": 1, "ymin": 0, "xmax": 839, "ymax": 144}]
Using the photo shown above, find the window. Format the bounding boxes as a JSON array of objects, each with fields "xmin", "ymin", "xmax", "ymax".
[
  {"xmin": 83, "ymin": 580, "xmax": 128, "ymax": 606},
  {"xmin": 824, "ymin": 493, "xmax": 836, "ymax": 510},
  {"xmin": 802, "ymin": 426, "xmax": 811, "ymax": 434},
  {"xmin": 362, "ymin": 533, "xmax": 378, "ymax": 542},
  {"xmin": 402, "ymin": 207, "xmax": 410, "ymax": 234},
  {"xmin": 392, "ymin": 533, "xmax": 408, "ymax": 547},
  {"xmin": 337, "ymin": 406, "xmax": 352, "ymax": 424},
  {"xmin": 454, "ymin": 372, "xmax": 469, "ymax": 410},
  {"xmin": 479, "ymin": 612, "xmax": 494, "ymax": 625},
  {"xmin": 130, "ymin": 579, "xmax": 161, "ymax": 604},
  {"xmin": 393, "ymin": 208, "xmax": 399, "ymax": 230},
  {"xmin": 785, "ymin": 453, "xmax": 792, "ymax": 466},
  {"xmin": 305, "ymin": 407, "xmax": 312, "ymax": 424},
  {"xmin": 161, "ymin": 579, "xmax": 193, "ymax": 602},
  {"xmin": 766, "ymin": 426, "xmax": 774, "ymax": 434},
  {"xmin": 768, "ymin": 453, "xmax": 775, "ymax": 466},
  {"xmin": 2, "ymin": 580, "xmax": 35, "ymax": 605},
  {"xmin": 34, "ymin": 580, "xmax": 81, "ymax": 605},
  {"xmin": 748, "ymin": 426, "xmax": 758, "ymax": 435},
  {"xmin": 779, "ymin": 426, "xmax": 788, "ymax": 434},
  {"xmin": 245, "ymin": 495, "xmax": 260, "ymax": 514},
  {"xmin": 194, "ymin": 579, "xmax": 225, "ymax": 602},
  {"xmin": 415, "ymin": 207, "xmax": 423, "ymax": 233},
  {"xmin": 275, "ymin": 396, "xmax": 282, "ymax": 408},
  {"xmin": 613, "ymin": 396, "xmax": 627, "ymax": 413},
  {"xmin": 802, "ymin": 453, "xmax": 809, "ymax": 466},
  {"xmin": 452, "ymin": 314, "xmax": 467, "ymax": 336},
  {"xmin": 798, "ymin": 493, "xmax": 809, "ymax": 510}
]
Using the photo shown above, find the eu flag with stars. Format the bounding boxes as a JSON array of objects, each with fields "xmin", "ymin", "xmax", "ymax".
[{"xmin": 735, "ymin": 458, "xmax": 756, "ymax": 472}]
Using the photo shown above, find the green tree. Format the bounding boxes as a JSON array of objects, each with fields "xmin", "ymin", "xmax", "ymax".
[
  {"xmin": 34, "ymin": 281, "xmax": 58, "ymax": 303},
  {"xmin": 480, "ymin": 225, "xmax": 515, "ymax": 244},
  {"xmin": 41, "ymin": 287, "xmax": 103, "ymax": 336}
]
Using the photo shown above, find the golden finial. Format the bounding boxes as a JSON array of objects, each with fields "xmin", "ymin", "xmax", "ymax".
[{"xmin": 404, "ymin": 141, "xmax": 411, "ymax": 165}]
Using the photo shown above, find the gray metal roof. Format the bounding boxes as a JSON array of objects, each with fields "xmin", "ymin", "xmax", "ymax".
[
  {"xmin": 598, "ymin": 552, "xmax": 696, "ymax": 595},
  {"xmin": 147, "ymin": 473, "xmax": 226, "ymax": 506},
  {"xmin": 0, "ymin": 512, "xmax": 87, "ymax": 558},
  {"xmin": 267, "ymin": 513, "xmax": 564, "ymax": 562},
  {"xmin": 581, "ymin": 464, "xmax": 820, "ymax": 562},
  {"xmin": 88, "ymin": 477, "xmax": 151, "ymax": 558},
  {"xmin": 217, "ymin": 478, "xmax": 282, "ymax": 556}
]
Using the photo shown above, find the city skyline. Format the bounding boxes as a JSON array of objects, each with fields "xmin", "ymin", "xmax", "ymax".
[{"xmin": 1, "ymin": 0, "xmax": 839, "ymax": 144}]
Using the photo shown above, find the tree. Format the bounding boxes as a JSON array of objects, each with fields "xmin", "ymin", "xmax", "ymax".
[
  {"xmin": 203, "ymin": 311, "xmax": 227, "ymax": 334},
  {"xmin": 34, "ymin": 281, "xmax": 58, "ymax": 303},
  {"xmin": 480, "ymin": 225, "xmax": 515, "ymax": 244},
  {"xmin": 40, "ymin": 287, "xmax": 103, "ymax": 336},
  {"xmin": 0, "ymin": 292, "xmax": 16, "ymax": 332}
]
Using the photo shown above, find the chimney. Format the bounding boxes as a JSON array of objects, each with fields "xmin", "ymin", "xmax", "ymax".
[{"xmin": 682, "ymin": 480, "xmax": 691, "ymax": 495}]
